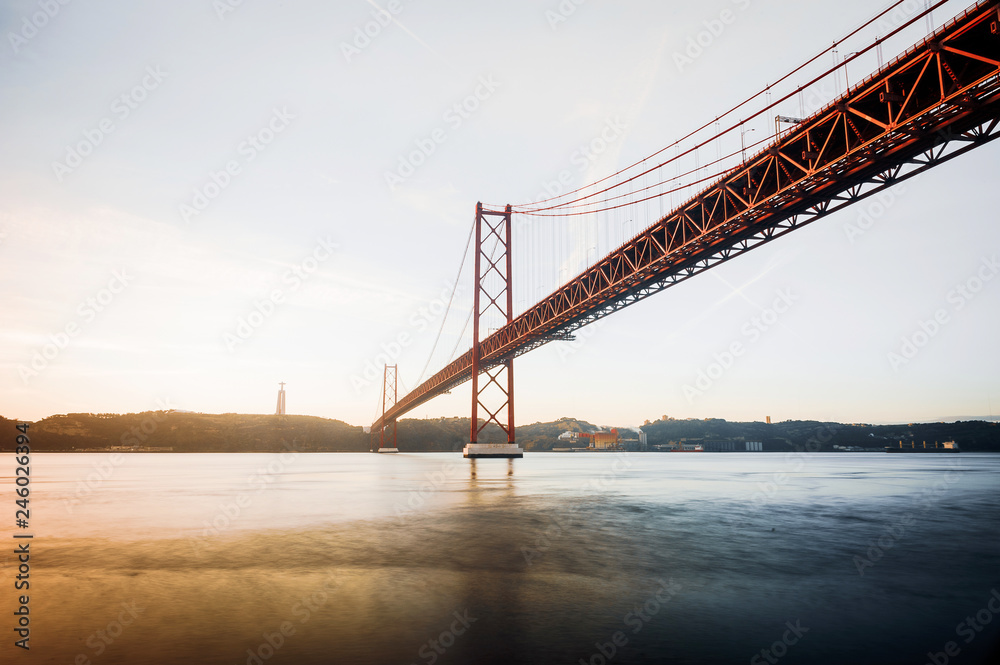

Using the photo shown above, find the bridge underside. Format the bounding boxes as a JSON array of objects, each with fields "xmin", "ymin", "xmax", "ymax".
[{"xmin": 372, "ymin": 1, "xmax": 1000, "ymax": 435}]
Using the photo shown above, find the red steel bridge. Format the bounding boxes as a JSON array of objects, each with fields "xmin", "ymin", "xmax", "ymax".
[{"xmin": 372, "ymin": 0, "xmax": 1000, "ymax": 451}]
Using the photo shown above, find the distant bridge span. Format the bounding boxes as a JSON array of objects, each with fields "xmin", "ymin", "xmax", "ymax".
[{"xmin": 372, "ymin": 1, "xmax": 1000, "ymax": 447}]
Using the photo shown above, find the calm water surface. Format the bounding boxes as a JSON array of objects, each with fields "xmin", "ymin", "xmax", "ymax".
[{"xmin": 4, "ymin": 452, "xmax": 1000, "ymax": 664}]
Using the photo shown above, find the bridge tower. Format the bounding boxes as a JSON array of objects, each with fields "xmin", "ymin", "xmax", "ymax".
[
  {"xmin": 375, "ymin": 364, "xmax": 399, "ymax": 453},
  {"xmin": 464, "ymin": 203, "xmax": 523, "ymax": 459}
]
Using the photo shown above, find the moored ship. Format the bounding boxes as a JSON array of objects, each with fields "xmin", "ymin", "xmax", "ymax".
[{"xmin": 885, "ymin": 440, "xmax": 960, "ymax": 453}]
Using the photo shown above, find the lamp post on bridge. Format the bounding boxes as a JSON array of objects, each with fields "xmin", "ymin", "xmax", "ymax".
[{"xmin": 740, "ymin": 127, "xmax": 755, "ymax": 163}]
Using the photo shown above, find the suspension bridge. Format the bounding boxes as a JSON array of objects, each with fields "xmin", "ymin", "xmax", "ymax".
[{"xmin": 371, "ymin": 0, "xmax": 1000, "ymax": 456}]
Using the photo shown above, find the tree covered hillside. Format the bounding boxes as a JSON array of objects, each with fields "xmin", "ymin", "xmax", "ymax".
[{"xmin": 8, "ymin": 412, "xmax": 367, "ymax": 452}]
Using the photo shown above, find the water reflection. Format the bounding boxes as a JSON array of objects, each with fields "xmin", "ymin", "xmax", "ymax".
[
  {"xmin": 465, "ymin": 457, "xmax": 516, "ymax": 486},
  {"xmin": 15, "ymin": 453, "xmax": 1000, "ymax": 664}
]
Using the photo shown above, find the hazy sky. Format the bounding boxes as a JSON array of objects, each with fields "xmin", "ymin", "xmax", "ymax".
[{"xmin": 1, "ymin": 0, "xmax": 997, "ymax": 427}]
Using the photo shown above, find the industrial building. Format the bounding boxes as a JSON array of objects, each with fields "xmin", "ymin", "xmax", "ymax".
[
  {"xmin": 701, "ymin": 440, "xmax": 764, "ymax": 452},
  {"xmin": 557, "ymin": 427, "xmax": 649, "ymax": 451},
  {"xmin": 588, "ymin": 430, "xmax": 620, "ymax": 450}
]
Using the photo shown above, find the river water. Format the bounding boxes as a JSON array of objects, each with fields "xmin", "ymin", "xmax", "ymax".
[{"xmin": 3, "ymin": 451, "xmax": 1000, "ymax": 664}]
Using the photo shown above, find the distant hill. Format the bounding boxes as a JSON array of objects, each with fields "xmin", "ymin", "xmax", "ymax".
[
  {"xmin": 640, "ymin": 417, "xmax": 1000, "ymax": 452},
  {"xmin": 2, "ymin": 412, "xmax": 998, "ymax": 453},
  {"xmin": 930, "ymin": 415, "xmax": 1000, "ymax": 423},
  {"xmin": 397, "ymin": 416, "xmax": 600, "ymax": 452},
  {"xmin": 1, "ymin": 412, "xmax": 607, "ymax": 453},
  {"xmin": 3, "ymin": 411, "xmax": 367, "ymax": 453}
]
